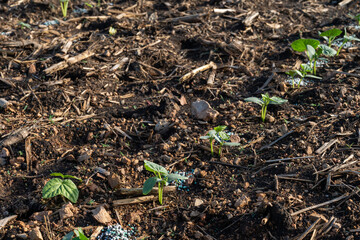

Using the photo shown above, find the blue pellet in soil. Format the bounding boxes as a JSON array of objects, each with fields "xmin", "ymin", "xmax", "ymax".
[
  {"xmin": 96, "ymin": 224, "xmax": 136, "ymax": 240},
  {"xmin": 174, "ymin": 169, "xmax": 195, "ymax": 191},
  {"xmin": 73, "ymin": 8, "xmax": 89, "ymax": 15},
  {"xmin": 42, "ymin": 20, "xmax": 59, "ymax": 26}
]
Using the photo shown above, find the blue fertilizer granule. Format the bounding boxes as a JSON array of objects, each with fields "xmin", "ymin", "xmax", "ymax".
[{"xmin": 96, "ymin": 224, "xmax": 136, "ymax": 240}]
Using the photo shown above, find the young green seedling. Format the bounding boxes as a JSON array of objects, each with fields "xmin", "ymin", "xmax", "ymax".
[
  {"xmin": 349, "ymin": 13, "xmax": 360, "ymax": 25},
  {"xmin": 142, "ymin": 160, "xmax": 188, "ymax": 205},
  {"xmin": 245, "ymin": 93, "xmax": 287, "ymax": 122},
  {"xmin": 285, "ymin": 70, "xmax": 298, "ymax": 88},
  {"xmin": 334, "ymin": 28, "xmax": 360, "ymax": 56},
  {"xmin": 60, "ymin": 0, "xmax": 69, "ymax": 18},
  {"xmin": 289, "ymin": 63, "xmax": 322, "ymax": 88},
  {"xmin": 62, "ymin": 228, "xmax": 89, "ymax": 240},
  {"xmin": 319, "ymin": 28, "xmax": 342, "ymax": 47},
  {"xmin": 109, "ymin": 27, "xmax": 117, "ymax": 36},
  {"xmin": 42, "ymin": 173, "xmax": 81, "ymax": 203},
  {"xmin": 200, "ymin": 126, "xmax": 240, "ymax": 156},
  {"xmin": 292, "ymin": 39, "xmax": 337, "ymax": 75}
]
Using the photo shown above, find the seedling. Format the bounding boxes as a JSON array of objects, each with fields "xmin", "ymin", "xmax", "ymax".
[
  {"xmin": 200, "ymin": 126, "xmax": 240, "ymax": 156},
  {"xmin": 18, "ymin": 22, "xmax": 31, "ymax": 30},
  {"xmin": 288, "ymin": 63, "xmax": 322, "ymax": 88},
  {"xmin": 109, "ymin": 27, "xmax": 117, "ymax": 36},
  {"xmin": 334, "ymin": 28, "xmax": 360, "ymax": 56},
  {"xmin": 291, "ymin": 38, "xmax": 336, "ymax": 75},
  {"xmin": 142, "ymin": 160, "xmax": 188, "ymax": 205},
  {"xmin": 319, "ymin": 28, "xmax": 342, "ymax": 47},
  {"xmin": 42, "ymin": 173, "xmax": 82, "ymax": 203},
  {"xmin": 245, "ymin": 93, "xmax": 287, "ymax": 122},
  {"xmin": 285, "ymin": 70, "xmax": 298, "ymax": 88},
  {"xmin": 349, "ymin": 13, "xmax": 360, "ymax": 25},
  {"xmin": 63, "ymin": 228, "xmax": 89, "ymax": 240},
  {"xmin": 60, "ymin": 0, "xmax": 69, "ymax": 18}
]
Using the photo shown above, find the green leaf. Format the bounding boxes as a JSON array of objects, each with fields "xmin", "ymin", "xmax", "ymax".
[
  {"xmin": 62, "ymin": 231, "xmax": 74, "ymax": 240},
  {"xmin": 50, "ymin": 172, "xmax": 65, "ymax": 179},
  {"xmin": 42, "ymin": 178, "xmax": 79, "ymax": 203},
  {"xmin": 294, "ymin": 70, "xmax": 303, "ymax": 77},
  {"xmin": 306, "ymin": 74, "xmax": 322, "ymax": 80},
  {"xmin": 143, "ymin": 177, "xmax": 158, "ymax": 195},
  {"xmin": 214, "ymin": 126, "xmax": 227, "ymax": 132},
  {"xmin": 319, "ymin": 44, "xmax": 337, "ymax": 56},
  {"xmin": 144, "ymin": 160, "xmax": 168, "ymax": 176},
  {"xmin": 200, "ymin": 136, "xmax": 210, "ymax": 139},
  {"xmin": 223, "ymin": 142, "xmax": 241, "ymax": 146},
  {"xmin": 167, "ymin": 173, "xmax": 188, "ymax": 182},
  {"xmin": 285, "ymin": 70, "xmax": 297, "ymax": 77},
  {"xmin": 301, "ymin": 64, "xmax": 312, "ymax": 72},
  {"xmin": 244, "ymin": 97, "xmax": 263, "ymax": 106},
  {"xmin": 63, "ymin": 175, "xmax": 82, "ymax": 182},
  {"xmin": 214, "ymin": 135, "xmax": 222, "ymax": 143},
  {"xmin": 218, "ymin": 131, "xmax": 230, "ymax": 141},
  {"xmin": 319, "ymin": 28, "xmax": 342, "ymax": 38},
  {"xmin": 291, "ymin": 39, "xmax": 320, "ymax": 52},
  {"xmin": 306, "ymin": 45, "xmax": 316, "ymax": 59},
  {"xmin": 269, "ymin": 97, "xmax": 287, "ymax": 105},
  {"xmin": 73, "ymin": 228, "xmax": 89, "ymax": 240}
]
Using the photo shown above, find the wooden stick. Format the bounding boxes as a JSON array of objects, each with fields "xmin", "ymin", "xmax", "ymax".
[
  {"xmin": 180, "ymin": 62, "xmax": 217, "ymax": 82},
  {"xmin": 44, "ymin": 47, "xmax": 96, "ymax": 74},
  {"xmin": 259, "ymin": 130, "xmax": 294, "ymax": 151},
  {"xmin": 315, "ymin": 139, "xmax": 338, "ymax": 155},
  {"xmin": 115, "ymin": 186, "xmax": 176, "ymax": 196},
  {"xmin": 291, "ymin": 194, "xmax": 349, "ymax": 216},
  {"xmin": 209, "ymin": 161, "xmax": 247, "ymax": 169},
  {"xmin": 266, "ymin": 156, "xmax": 315, "ymax": 163},
  {"xmin": 113, "ymin": 195, "xmax": 156, "ymax": 206},
  {"xmin": 296, "ymin": 218, "xmax": 321, "ymax": 240}
]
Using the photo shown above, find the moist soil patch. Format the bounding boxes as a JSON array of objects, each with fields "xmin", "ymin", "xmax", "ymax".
[{"xmin": 1, "ymin": 0, "xmax": 360, "ymax": 239}]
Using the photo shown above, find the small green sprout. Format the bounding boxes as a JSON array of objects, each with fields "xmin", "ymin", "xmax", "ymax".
[
  {"xmin": 142, "ymin": 160, "xmax": 188, "ymax": 205},
  {"xmin": 200, "ymin": 126, "xmax": 240, "ymax": 156},
  {"xmin": 84, "ymin": 2, "xmax": 93, "ymax": 8},
  {"xmin": 42, "ymin": 173, "xmax": 82, "ymax": 203},
  {"xmin": 285, "ymin": 70, "xmax": 298, "ymax": 89},
  {"xmin": 288, "ymin": 63, "xmax": 322, "ymax": 88},
  {"xmin": 291, "ymin": 38, "xmax": 336, "ymax": 75},
  {"xmin": 349, "ymin": 13, "xmax": 360, "ymax": 25},
  {"xmin": 109, "ymin": 26, "xmax": 117, "ymax": 36},
  {"xmin": 18, "ymin": 22, "xmax": 31, "ymax": 30},
  {"xmin": 319, "ymin": 28, "xmax": 342, "ymax": 47},
  {"xmin": 245, "ymin": 93, "xmax": 287, "ymax": 122},
  {"xmin": 62, "ymin": 228, "xmax": 89, "ymax": 240},
  {"xmin": 60, "ymin": 0, "xmax": 70, "ymax": 18},
  {"xmin": 334, "ymin": 28, "xmax": 360, "ymax": 56}
]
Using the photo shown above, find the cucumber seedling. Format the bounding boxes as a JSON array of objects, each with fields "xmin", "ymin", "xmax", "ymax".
[
  {"xmin": 349, "ymin": 13, "xmax": 360, "ymax": 25},
  {"xmin": 334, "ymin": 28, "xmax": 360, "ymax": 56},
  {"xmin": 200, "ymin": 126, "xmax": 240, "ymax": 156},
  {"xmin": 60, "ymin": 0, "xmax": 70, "ymax": 18},
  {"xmin": 287, "ymin": 63, "xmax": 322, "ymax": 88},
  {"xmin": 319, "ymin": 28, "xmax": 342, "ymax": 47},
  {"xmin": 42, "ymin": 173, "xmax": 81, "ymax": 203},
  {"xmin": 291, "ymin": 38, "xmax": 336, "ymax": 75},
  {"xmin": 245, "ymin": 93, "xmax": 287, "ymax": 122},
  {"xmin": 142, "ymin": 160, "xmax": 188, "ymax": 205}
]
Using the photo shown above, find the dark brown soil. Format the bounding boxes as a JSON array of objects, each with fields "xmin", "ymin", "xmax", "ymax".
[{"xmin": 1, "ymin": 0, "xmax": 360, "ymax": 239}]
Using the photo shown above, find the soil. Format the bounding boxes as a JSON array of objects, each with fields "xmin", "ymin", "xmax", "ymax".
[{"xmin": 1, "ymin": 0, "xmax": 360, "ymax": 239}]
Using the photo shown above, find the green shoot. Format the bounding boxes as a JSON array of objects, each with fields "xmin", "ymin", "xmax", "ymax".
[
  {"xmin": 291, "ymin": 38, "xmax": 336, "ymax": 75},
  {"xmin": 319, "ymin": 28, "xmax": 342, "ymax": 47},
  {"xmin": 334, "ymin": 28, "xmax": 360, "ymax": 56},
  {"xmin": 42, "ymin": 173, "xmax": 82, "ymax": 203},
  {"xmin": 60, "ymin": 0, "xmax": 69, "ymax": 18},
  {"xmin": 349, "ymin": 13, "xmax": 360, "ymax": 25},
  {"xmin": 285, "ymin": 70, "xmax": 297, "ymax": 88},
  {"xmin": 18, "ymin": 22, "xmax": 31, "ymax": 30},
  {"xmin": 143, "ymin": 161, "xmax": 188, "ymax": 205},
  {"xmin": 200, "ymin": 126, "xmax": 240, "ymax": 156},
  {"xmin": 109, "ymin": 27, "xmax": 117, "ymax": 36},
  {"xmin": 62, "ymin": 227, "xmax": 89, "ymax": 240},
  {"xmin": 245, "ymin": 93, "xmax": 287, "ymax": 122}
]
